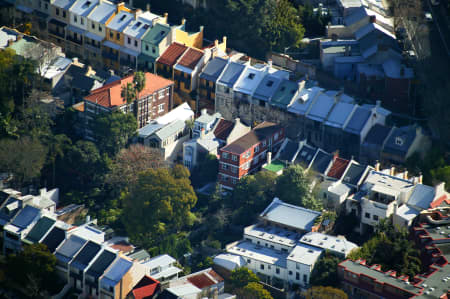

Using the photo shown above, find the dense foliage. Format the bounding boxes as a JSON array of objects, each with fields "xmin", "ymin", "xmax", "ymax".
[
  {"xmin": 310, "ymin": 252, "xmax": 343, "ymax": 287},
  {"xmin": 305, "ymin": 286, "xmax": 348, "ymax": 299},
  {"xmin": 347, "ymin": 218, "xmax": 422, "ymax": 279}
]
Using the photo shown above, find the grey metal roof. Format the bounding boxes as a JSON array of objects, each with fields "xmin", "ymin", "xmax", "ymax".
[
  {"xmin": 24, "ymin": 216, "xmax": 55, "ymax": 244},
  {"xmin": 142, "ymin": 23, "xmax": 170, "ymax": 45},
  {"xmin": 363, "ymin": 124, "xmax": 391, "ymax": 145},
  {"xmin": 218, "ymin": 62, "xmax": 245, "ymax": 88},
  {"xmin": 269, "ymin": 79, "xmax": 298, "ymax": 108},
  {"xmin": 383, "ymin": 126, "xmax": 417, "ymax": 156},
  {"xmin": 127, "ymin": 248, "xmax": 150, "ymax": 261},
  {"xmin": 306, "ymin": 94, "xmax": 335, "ymax": 122},
  {"xmin": 253, "ymin": 74, "xmax": 283, "ymax": 102},
  {"xmin": 407, "ymin": 184, "xmax": 435, "ymax": 210},
  {"xmin": 342, "ymin": 163, "xmax": 368, "ymax": 186},
  {"xmin": 101, "ymin": 257, "xmax": 133, "ymax": 287},
  {"xmin": 138, "ymin": 122, "xmax": 164, "ymax": 138},
  {"xmin": 261, "ymin": 199, "xmax": 321, "ymax": 231},
  {"xmin": 70, "ymin": 240, "xmax": 101, "ymax": 270},
  {"xmin": 55, "ymin": 235, "xmax": 87, "ymax": 263},
  {"xmin": 343, "ymin": 106, "xmax": 372, "ymax": 135},
  {"xmin": 310, "ymin": 150, "xmax": 333, "ymax": 174},
  {"xmin": 69, "ymin": 0, "xmax": 99, "ymax": 17},
  {"xmin": 155, "ymin": 119, "xmax": 185, "ymax": 141},
  {"xmin": 107, "ymin": 10, "xmax": 134, "ymax": 32},
  {"xmin": 324, "ymin": 101, "xmax": 355, "ymax": 128},
  {"xmin": 42, "ymin": 226, "xmax": 66, "ymax": 252},
  {"xmin": 86, "ymin": 249, "xmax": 117, "ymax": 279},
  {"xmin": 199, "ymin": 57, "xmax": 228, "ymax": 82},
  {"xmin": 53, "ymin": 0, "xmax": 76, "ymax": 10},
  {"xmin": 295, "ymin": 144, "xmax": 317, "ymax": 167},
  {"xmin": 123, "ymin": 16, "xmax": 153, "ymax": 39},
  {"xmin": 278, "ymin": 140, "xmax": 299, "ymax": 162},
  {"xmin": 11, "ymin": 205, "xmax": 40, "ymax": 229},
  {"xmin": 87, "ymin": 0, "xmax": 115, "ymax": 24}
]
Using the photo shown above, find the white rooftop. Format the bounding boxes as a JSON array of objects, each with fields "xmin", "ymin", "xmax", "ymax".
[
  {"xmin": 154, "ymin": 102, "xmax": 193, "ymax": 125},
  {"xmin": 71, "ymin": 224, "xmax": 105, "ymax": 243},
  {"xmin": 123, "ymin": 12, "xmax": 159, "ymax": 39},
  {"xmin": 141, "ymin": 254, "xmax": 176, "ymax": 269},
  {"xmin": 287, "ymin": 243, "xmax": 323, "ymax": 265},
  {"xmin": 213, "ymin": 254, "xmax": 246, "ymax": 271},
  {"xmin": 234, "ymin": 65, "xmax": 267, "ymax": 95},
  {"xmin": 287, "ymin": 87, "xmax": 324, "ymax": 116},
  {"xmin": 396, "ymin": 204, "xmax": 420, "ymax": 222},
  {"xmin": 244, "ymin": 224, "xmax": 300, "ymax": 248},
  {"xmin": 69, "ymin": 0, "xmax": 99, "ymax": 17},
  {"xmin": 300, "ymin": 232, "xmax": 358, "ymax": 257},
  {"xmin": 364, "ymin": 170, "xmax": 415, "ymax": 196},
  {"xmin": 167, "ymin": 284, "xmax": 201, "ymax": 297},
  {"xmin": 227, "ymin": 240, "xmax": 288, "ymax": 268}
]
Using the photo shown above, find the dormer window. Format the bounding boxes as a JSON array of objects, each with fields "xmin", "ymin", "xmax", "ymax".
[
  {"xmin": 395, "ymin": 137, "xmax": 404, "ymax": 146},
  {"xmin": 134, "ymin": 21, "xmax": 142, "ymax": 28},
  {"xmin": 266, "ymin": 80, "xmax": 274, "ymax": 87},
  {"xmin": 248, "ymin": 73, "xmax": 255, "ymax": 79},
  {"xmin": 120, "ymin": 15, "xmax": 126, "ymax": 21},
  {"xmin": 143, "ymin": 24, "xmax": 150, "ymax": 29},
  {"xmin": 82, "ymin": 0, "xmax": 91, "ymax": 8}
]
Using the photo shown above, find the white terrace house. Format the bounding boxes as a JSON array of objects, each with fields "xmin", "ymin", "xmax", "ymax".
[{"xmin": 347, "ymin": 170, "xmax": 416, "ymax": 233}]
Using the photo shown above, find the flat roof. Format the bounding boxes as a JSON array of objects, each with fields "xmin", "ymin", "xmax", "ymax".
[
  {"xmin": 287, "ymin": 243, "xmax": 323, "ymax": 265},
  {"xmin": 244, "ymin": 224, "xmax": 300, "ymax": 248},
  {"xmin": 227, "ymin": 240, "xmax": 288, "ymax": 268},
  {"xmin": 263, "ymin": 159, "xmax": 286, "ymax": 173},
  {"xmin": 234, "ymin": 65, "xmax": 267, "ymax": 95},
  {"xmin": 364, "ymin": 170, "xmax": 415, "ymax": 195},
  {"xmin": 300, "ymin": 232, "xmax": 358, "ymax": 256}
]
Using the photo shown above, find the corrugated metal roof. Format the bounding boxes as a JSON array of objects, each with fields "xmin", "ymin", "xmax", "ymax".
[
  {"xmin": 86, "ymin": 249, "xmax": 117, "ymax": 279},
  {"xmin": 107, "ymin": 10, "xmax": 134, "ymax": 32},
  {"xmin": 69, "ymin": 0, "xmax": 99, "ymax": 17},
  {"xmin": 88, "ymin": 0, "xmax": 115, "ymax": 23},
  {"xmin": 199, "ymin": 57, "xmax": 228, "ymax": 82},
  {"xmin": 307, "ymin": 93, "xmax": 335, "ymax": 122},
  {"xmin": 407, "ymin": 184, "xmax": 435, "ymax": 210},
  {"xmin": 101, "ymin": 257, "xmax": 133, "ymax": 287},
  {"xmin": 11, "ymin": 205, "xmax": 40, "ymax": 229},
  {"xmin": 55, "ymin": 235, "xmax": 87, "ymax": 263},
  {"xmin": 343, "ymin": 106, "xmax": 372, "ymax": 135},
  {"xmin": 218, "ymin": 62, "xmax": 246, "ymax": 88},
  {"xmin": 71, "ymin": 240, "xmax": 101, "ymax": 270},
  {"xmin": 24, "ymin": 216, "xmax": 55, "ymax": 244}
]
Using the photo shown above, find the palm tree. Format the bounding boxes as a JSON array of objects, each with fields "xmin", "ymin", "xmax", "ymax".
[
  {"xmin": 185, "ymin": 119, "xmax": 195, "ymax": 138},
  {"xmin": 133, "ymin": 71, "xmax": 146, "ymax": 101},
  {"xmin": 121, "ymin": 82, "xmax": 136, "ymax": 105}
]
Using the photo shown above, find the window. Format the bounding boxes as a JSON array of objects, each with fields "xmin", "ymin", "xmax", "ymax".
[
  {"xmin": 296, "ymin": 263, "xmax": 300, "ymax": 270},
  {"xmin": 232, "ymin": 166, "xmax": 237, "ymax": 174},
  {"xmin": 221, "ymin": 164, "xmax": 228, "ymax": 170},
  {"xmin": 116, "ymin": 32, "xmax": 120, "ymax": 40},
  {"xmin": 45, "ymin": 3, "xmax": 48, "ymax": 9},
  {"xmin": 222, "ymin": 152, "xmax": 229, "ymax": 159},
  {"xmin": 110, "ymin": 31, "xmax": 113, "ymax": 38},
  {"xmin": 373, "ymin": 215, "xmax": 379, "ymax": 221},
  {"xmin": 274, "ymin": 132, "xmax": 279, "ymax": 140},
  {"xmin": 91, "ymin": 23, "xmax": 95, "ymax": 29},
  {"xmin": 276, "ymin": 268, "xmax": 280, "ymax": 274},
  {"xmin": 296, "ymin": 272, "xmax": 300, "ymax": 280},
  {"xmin": 63, "ymin": 10, "xmax": 66, "ymax": 18},
  {"xmin": 232, "ymin": 178, "xmax": 237, "ymax": 184},
  {"xmin": 243, "ymin": 151, "xmax": 250, "ymax": 159},
  {"xmin": 254, "ymin": 145, "xmax": 259, "ymax": 153},
  {"xmin": 289, "ymin": 271, "xmax": 293, "ymax": 275},
  {"xmin": 74, "ymin": 15, "xmax": 77, "ymax": 23},
  {"xmin": 232, "ymin": 155, "xmax": 237, "ymax": 161},
  {"xmin": 127, "ymin": 37, "xmax": 131, "ymax": 44},
  {"xmin": 260, "ymin": 264, "xmax": 264, "ymax": 270},
  {"xmin": 152, "ymin": 47, "xmax": 156, "ymax": 53},
  {"xmin": 56, "ymin": 8, "xmax": 59, "ymax": 15},
  {"xmin": 303, "ymin": 274, "xmax": 307, "ymax": 282},
  {"xmin": 158, "ymin": 103, "xmax": 164, "ymax": 113},
  {"xmin": 81, "ymin": 18, "xmax": 84, "ymax": 25},
  {"xmin": 134, "ymin": 40, "xmax": 138, "ymax": 47},
  {"xmin": 365, "ymin": 212, "xmax": 370, "ymax": 218},
  {"xmin": 247, "ymin": 259, "xmax": 251, "ymax": 263},
  {"xmin": 268, "ymin": 265, "xmax": 271, "ymax": 269},
  {"xmin": 262, "ymin": 140, "xmax": 267, "ymax": 147},
  {"xmin": 158, "ymin": 90, "xmax": 165, "ymax": 99},
  {"xmin": 99, "ymin": 25, "xmax": 102, "ymax": 32},
  {"xmin": 145, "ymin": 45, "xmax": 149, "ymax": 51}
]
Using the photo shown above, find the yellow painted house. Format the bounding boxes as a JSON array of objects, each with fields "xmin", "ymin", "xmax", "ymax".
[
  {"xmin": 172, "ymin": 19, "xmax": 204, "ymax": 49},
  {"xmin": 102, "ymin": 3, "xmax": 132, "ymax": 69}
]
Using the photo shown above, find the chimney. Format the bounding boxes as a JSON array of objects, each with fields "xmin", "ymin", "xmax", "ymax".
[
  {"xmin": 369, "ymin": 15, "xmax": 376, "ymax": 23},
  {"xmin": 403, "ymin": 170, "xmax": 408, "ymax": 180},
  {"xmin": 109, "ymin": 69, "xmax": 115, "ymax": 76},
  {"xmin": 199, "ymin": 25, "xmax": 204, "ymax": 32},
  {"xmin": 419, "ymin": 172, "xmax": 423, "ymax": 184},
  {"xmin": 72, "ymin": 57, "xmax": 79, "ymax": 64},
  {"xmin": 298, "ymin": 80, "xmax": 306, "ymax": 91},
  {"xmin": 268, "ymin": 59, "xmax": 273, "ymax": 68},
  {"xmin": 375, "ymin": 160, "xmax": 380, "ymax": 171},
  {"xmin": 333, "ymin": 150, "xmax": 339, "ymax": 161},
  {"xmin": 235, "ymin": 117, "xmax": 240, "ymax": 125},
  {"xmin": 146, "ymin": 3, "xmax": 150, "ymax": 12},
  {"xmin": 390, "ymin": 165, "xmax": 395, "ymax": 176},
  {"xmin": 267, "ymin": 152, "xmax": 272, "ymax": 164},
  {"xmin": 181, "ymin": 18, "xmax": 186, "ymax": 25},
  {"xmin": 117, "ymin": 2, "xmax": 125, "ymax": 12},
  {"xmin": 163, "ymin": 12, "xmax": 168, "ymax": 22},
  {"xmin": 86, "ymin": 215, "xmax": 91, "ymax": 223},
  {"xmin": 200, "ymin": 127, "xmax": 205, "ymax": 138},
  {"xmin": 393, "ymin": 202, "xmax": 398, "ymax": 215},
  {"xmin": 16, "ymin": 34, "xmax": 23, "ymax": 41},
  {"xmin": 134, "ymin": 8, "xmax": 142, "ymax": 18},
  {"xmin": 214, "ymin": 39, "xmax": 219, "ymax": 48},
  {"xmin": 39, "ymin": 188, "xmax": 47, "ymax": 198},
  {"xmin": 222, "ymin": 36, "xmax": 227, "ymax": 47}
]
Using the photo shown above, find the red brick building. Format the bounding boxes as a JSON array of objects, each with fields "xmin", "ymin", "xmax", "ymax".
[
  {"xmin": 81, "ymin": 72, "xmax": 174, "ymax": 137},
  {"xmin": 218, "ymin": 122, "xmax": 285, "ymax": 190}
]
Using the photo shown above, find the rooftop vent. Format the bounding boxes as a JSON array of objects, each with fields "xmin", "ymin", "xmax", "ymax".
[
  {"xmin": 266, "ymin": 80, "xmax": 274, "ymax": 87},
  {"xmin": 248, "ymin": 73, "xmax": 255, "ymax": 79}
]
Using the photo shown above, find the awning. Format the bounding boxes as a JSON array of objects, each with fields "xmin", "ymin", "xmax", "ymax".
[
  {"xmin": 49, "ymin": 18, "xmax": 66, "ymax": 27},
  {"xmin": 120, "ymin": 46, "xmax": 139, "ymax": 57},
  {"xmin": 67, "ymin": 25, "xmax": 85, "ymax": 35},
  {"xmin": 103, "ymin": 40, "xmax": 121, "ymax": 50},
  {"xmin": 33, "ymin": 10, "xmax": 48, "ymax": 19},
  {"xmin": 16, "ymin": 4, "xmax": 33, "ymax": 13},
  {"xmin": 84, "ymin": 31, "xmax": 103, "ymax": 42}
]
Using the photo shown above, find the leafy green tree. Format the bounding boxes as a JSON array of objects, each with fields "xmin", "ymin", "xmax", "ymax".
[
  {"xmin": 264, "ymin": 0, "xmax": 305, "ymax": 52},
  {"xmin": 121, "ymin": 82, "xmax": 136, "ymax": 104},
  {"xmin": 232, "ymin": 171, "xmax": 277, "ymax": 225},
  {"xmin": 430, "ymin": 166, "xmax": 450, "ymax": 190},
  {"xmin": 0, "ymin": 137, "xmax": 47, "ymax": 187},
  {"xmin": 305, "ymin": 286, "xmax": 348, "ymax": 299},
  {"xmin": 275, "ymin": 164, "xmax": 323, "ymax": 210},
  {"xmin": 123, "ymin": 166, "xmax": 197, "ymax": 247},
  {"xmin": 5, "ymin": 244, "xmax": 62, "ymax": 298},
  {"xmin": 348, "ymin": 218, "xmax": 422, "ymax": 278},
  {"xmin": 239, "ymin": 282, "xmax": 273, "ymax": 299},
  {"xmin": 228, "ymin": 267, "xmax": 259, "ymax": 291},
  {"xmin": 310, "ymin": 252, "xmax": 343, "ymax": 287},
  {"xmin": 92, "ymin": 111, "xmax": 137, "ymax": 156}
]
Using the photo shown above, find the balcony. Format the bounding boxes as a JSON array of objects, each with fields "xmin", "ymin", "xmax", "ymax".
[
  {"xmin": 85, "ymin": 43, "xmax": 101, "ymax": 53},
  {"xmin": 48, "ymin": 29, "xmax": 65, "ymax": 38},
  {"xmin": 102, "ymin": 50, "xmax": 118, "ymax": 61},
  {"xmin": 66, "ymin": 35, "xmax": 83, "ymax": 45}
]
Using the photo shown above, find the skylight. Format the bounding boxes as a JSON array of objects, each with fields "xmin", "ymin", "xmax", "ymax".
[
  {"xmin": 248, "ymin": 73, "xmax": 255, "ymax": 79},
  {"xmin": 134, "ymin": 21, "xmax": 142, "ymax": 28},
  {"xmin": 266, "ymin": 80, "xmax": 274, "ymax": 87},
  {"xmin": 119, "ymin": 15, "xmax": 126, "ymax": 21}
]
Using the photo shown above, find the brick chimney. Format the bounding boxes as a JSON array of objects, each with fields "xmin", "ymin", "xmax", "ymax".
[
  {"xmin": 181, "ymin": 18, "xmax": 186, "ymax": 25},
  {"xmin": 375, "ymin": 160, "xmax": 380, "ymax": 171},
  {"xmin": 146, "ymin": 3, "xmax": 150, "ymax": 12},
  {"xmin": 390, "ymin": 165, "xmax": 395, "ymax": 176}
]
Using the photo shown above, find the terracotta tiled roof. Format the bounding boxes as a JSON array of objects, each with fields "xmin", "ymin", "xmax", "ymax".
[
  {"xmin": 213, "ymin": 119, "xmax": 234, "ymax": 141},
  {"xmin": 177, "ymin": 47, "xmax": 204, "ymax": 70},
  {"xmin": 327, "ymin": 157, "xmax": 350, "ymax": 179},
  {"xmin": 430, "ymin": 194, "xmax": 449, "ymax": 208},
  {"xmin": 84, "ymin": 73, "xmax": 173, "ymax": 108},
  {"xmin": 110, "ymin": 240, "xmax": 134, "ymax": 254},
  {"xmin": 186, "ymin": 270, "xmax": 223, "ymax": 289},
  {"xmin": 132, "ymin": 275, "xmax": 160, "ymax": 299},
  {"xmin": 157, "ymin": 42, "xmax": 188, "ymax": 66}
]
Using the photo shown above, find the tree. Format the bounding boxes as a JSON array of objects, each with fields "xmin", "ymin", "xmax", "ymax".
[
  {"xmin": 275, "ymin": 164, "xmax": 323, "ymax": 210},
  {"xmin": 92, "ymin": 111, "xmax": 137, "ymax": 156},
  {"xmin": 121, "ymin": 82, "xmax": 136, "ymax": 104},
  {"xmin": 239, "ymin": 282, "xmax": 273, "ymax": 299},
  {"xmin": 228, "ymin": 267, "xmax": 259, "ymax": 291},
  {"xmin": 305, "ymin": 286, "xmax": 348, "ymax": 299},
  {"xmin": 348, "ymin": 218, "xmax": 422, "ymax": 279},
  {"xmin": 5, "ymin": 244, "xmax": 62, "ymax": 297},
  {"xmin": 0, "ymin": 137, "xmax": 47, "ymax": 187},
  {"xmin": 190, "ymin": 153, "xmax": 219, "ymax": 187},
  {"xmin": 232, "ymin": 171, "xmax": 277, "ymax": 225},
  {"xmin": 133, "ymin": 71, "xmax": 146, "ymax": 100},
  {"xmin": 310, "ymin": 252, "xmax": 343, "ymax": 287},
  {"xmin": 264, "ymin": 0, "xmax": 305, "ymax": 52},
  {"xmin": 430, "ymin": 166, "xmax": 450, "ymax": 190},
  {"xmin": 44, "ymin": 134, "xmax": 72, "ymax": 187},
  {"xmin": 122, "ymin": 167, "xmax": 197, "ymax": 247},
  {"xmin": 107, "ymin": 144, "xmax": 165, "ymax": 189}
]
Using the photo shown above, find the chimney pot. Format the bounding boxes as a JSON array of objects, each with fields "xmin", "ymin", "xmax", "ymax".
[
  {"xmin": 419, "ymin": 172, "xmax": 423, "ymax": 184},
  {"xmin": 267, "ymin": 152, "xmax": 272, "ymax": 164},
  {"xmin": 390, "ymin": 165, "xmax": 395, "ymax": 176},
  {"xmin": 146, "ymin": 4, "xmax": 150, "ymax": 12},
  {"xmin": 375, "ymin": 160, "xmax": 380, "ymax": 171},
  {"xmin": 181, "ymin": 18, "xmax": 186, "ymax": 25},
  {"xmin": 403, "ymin": 170, "xmax": 408, "ymax": 180},
  {"xmin": 268, "ymin": 59, "xmax": 272, "ymax": 68},
  {"xmin": 214, "ymin": 39, "xmax": 219, "ymax": 47}
]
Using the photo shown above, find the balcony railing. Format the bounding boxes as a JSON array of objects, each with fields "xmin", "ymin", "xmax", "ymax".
[
  {"xmin": 66, "ymin": 35, "xmax": 83, "ymax": 45},
  {"xmin": 102, "ymin": 50, "xmax": 118, "ymax": 60},
  {"xmin": 48, "ymin": 29, "xmax": 65, "ymax": 38}
]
